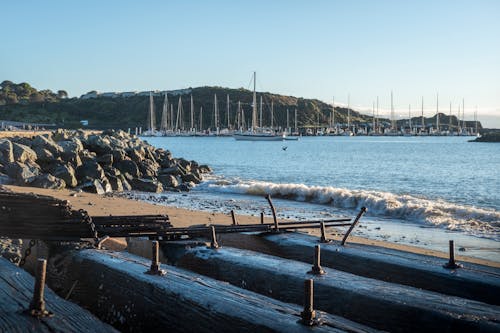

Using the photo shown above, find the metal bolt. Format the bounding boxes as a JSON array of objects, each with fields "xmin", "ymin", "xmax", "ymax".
[
  {"xmin": 210, "ymin": 225, "xmax": 220, "ymax": 249},
  {"xmin": 320, "ymin": 221, "xmax": 330, "ymax": 243},
  {"xmin": 443, "ymin": 240, "xmax": 462, "ymax": 269},
  {"xmin": 309, "ymin": 245, "xmax": 326, "ymax": 275},
  {"xmin": 231, "ymin": 210, "xmax": 237, "ymax": 225},
  {"xmin": 300, "ymin": 279, "xmax": 318, "ymax": 326},
  {"xmin": 29, "ymin": 258, "xmax": 53, "ymax": 317},
  {"xmin": 145, "ymin": 241, "xmax": 166, "ymax": 275}
]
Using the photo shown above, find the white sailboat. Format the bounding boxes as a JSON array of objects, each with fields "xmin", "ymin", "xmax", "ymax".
[
  {"xmin": 233, "ymin": 72, "xmax": 284, "ymax": 141},
  {"xmin": 142, "ymin": 92, "xmax": 161, "ymax": 136}
]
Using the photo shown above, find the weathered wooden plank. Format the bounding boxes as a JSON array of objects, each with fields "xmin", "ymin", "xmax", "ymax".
[
  {"xmin": 0, "ymin": 257, "xmax": 117, "ymax": 333},
  {"xmin": 46, "ymin": 249, "xmax": 377, "ymax": 333},
  {"xmin": 160, "ymin": 243, "xmax": 500, "ymax": 333},
  {"xmin": 219, "ymin": 232, "xmax": 500, "ymax": 305}
]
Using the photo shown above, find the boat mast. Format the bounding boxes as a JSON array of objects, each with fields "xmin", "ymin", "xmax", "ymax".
[
  {"xmin": 190, "ymin": 95, "xmax": 194, "ymax": 131},
  {"xmin": 449, "ymin": 101, "xmax": 452, "ymax": 133},
  {"xmin": 259, "ymin": 95, "xmax": 263, "ymax": 128},
  {"xmin": 408, "ymin": 104, "xmax": 412, "ymax": 133},
  {"xmin": 252, "ymin": 71, "xmax": 257, "ymax": 131},
  {"xmin": 227, "ymin": 94, "xmax": 230, "ymax": 129},
  {"xmin": 214, "ymin": 94, "xmax": 218, "ymax": 131},
  {"xmin": 347, "ymin": 94, "xmax": 351, "ymax": 132},
  {"xmin": 294, "ymin": 108, "xmax": 297, "ymax": 133},
  {"xmin": 199, "ymin": 106, "xmax": 203, "ymax": 131},
  {"xmin": 376, "ymin": 96, "xmax": 379, "ymax": 133},
  {"xmin": 270, "ymin": 100, "xmax": 274, "ymax": 129},
  {"xmin": 237, "ymin": 101, "xmax": 241, "ymax": 129},
  {"xmin": 421, "ymin": 96, "xmax": 424, "ymax": 132},
  {"xmin": 462, "ymin": 98, "xmax": 466, "ymax": 132},
  {"xmin": 175, "ymin": 96, "xmax": 183, "ymax": 131},
  {"xmin": 436, "ymin": 92, "xmax": 439, "ymax": 133},
  {"xmin": 390, "ymin": 90, "xmax": 395, "ymax": 131},
  {"xmin": 170, "ymin": 104, "xmax": 174, "ymax": 129},
  {"xmin": 148, "ymin": 92, "xmax": 155, "ymax": 132},
  {"xmin": 332, "ymin": 96, "xmax": 335, "ymax": 130},
  {"xmin": 475, "ymin": 105, "xmax": 478, "ymax": 135},
  {"xmin": 286, "ymin": 108, "xmax": 289, "ymax": 133},
  {"xmin": 161, "ymin": 93, "xmax": 169, "ymax": 131},
  {"xmin": 372, "ymin": 101, "xmax": 375, "ymax": 133}
]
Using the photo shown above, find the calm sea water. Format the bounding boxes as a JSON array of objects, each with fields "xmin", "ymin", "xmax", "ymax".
[{"xmin": 143, "ymin": 136, "xmax": 500, "ymax": 260}]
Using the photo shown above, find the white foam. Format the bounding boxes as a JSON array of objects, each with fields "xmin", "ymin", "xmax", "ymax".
[{"xmin": 201, "ymin": 176, "xmax": 500, "ymax": 239}]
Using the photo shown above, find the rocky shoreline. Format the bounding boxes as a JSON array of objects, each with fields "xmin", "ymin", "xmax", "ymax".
[{"xmin": 0, "ymin": 129, "xmax": 211, "ymax": 194}]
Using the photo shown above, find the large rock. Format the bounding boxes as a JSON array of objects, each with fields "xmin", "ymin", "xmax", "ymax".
[
  {"xmin": 159, "ymin": 165, "xmax": 186, "ymax": 176},
  {"xmin": 31, "ymin": 135, "xmax": 63, "ymax": 156},
  {"xmin": 0, "ymin": 172, "xmax": 12, "ymax": 185},
  {"xmin": 76, "ymin": 161, "xmax": 105, "ymax": 183},
  {"xmin": 32, "ymin": 146, "xmax": 54, "ymax": 163},
  {"xmin": 138, "ymin": 159, "xmax": 159, "ymax": 178},
  {"xmin": 130, "ymin": 178, "xmax": 163, "ymax": 193},
  {"xmin": 58, "ymin": 138, "xmax": 84, "ymax": 155},
  {"xmin": 198, "ymin": 164, "xmax": 212, "ymax": 173},
  {"xmin": 96, "ymin": 154, "xmax": 113, "ymax": 167},
  {"xmin": 52, "ymin": 163, "xmax": 77, "ymax": 188},
  {"xmin": 106, "ymin": 175, "xmax": 124, "ymax": 192},
  {"xmin": 78, "ymin": 179, "xmax": 106, "ymax": 195},
  {"xmin": 12, "ymin": 142, "xmax": 37, "ymax": 163},
  {"xmin": 84, "ymin": 134, "xmax": 113, "ymax": 154},
  {"xmin": 115, "ymin": 160, "xmax": 140, "ymax": 178},
  {"xmin": 126, "ymin": 147, "xmax": 145, "ymax": 163},
  {"xmin": 158, "ymin": 174, "xmax": 178, "ymax": 189},
  {"xmin": 29, "ymin": 174, "xmax": 66, "ymax": 189},
  {"xmin": 181, "ymin": 173, "xmax": 201, "ymax": 184},
  {"xmin": 0, "ymin": 139, "xmax": 14, "ymax": 164},
  {"xmin": 5, "ymin": 161, "xmax": 40, "ymax": 185},
  {"xmin": 112, "ymin": 149, "xmax": 127, "ymax": 163}
]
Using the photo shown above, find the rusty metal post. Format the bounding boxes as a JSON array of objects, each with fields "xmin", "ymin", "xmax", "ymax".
[
  {"xmin": 260, "ymin": 211, "xmax": 264, "ymax": 225},
  {"xmin": 265, "ymin": 194, "xmax": 279, "ymax": 232},
  {"xmin": 443, "ymin": 240, "xmax": 462, "ymax": 269},
  {"xmin": 319, "ymin": 221, "xmax": 330, "ymax": 243},
  {"xmin": 300, "ymin": 279, "xmax": 318, "ymax": 326},
  {"xmin": 210, "ymin": 225, "xmax": 220, "ymax": 249},
  {"xmin": 308, "ymin": 245, "xmax": 326, "ymax": 275},
  {"xmin": 230, "ymin": 210, "xmax": 237, "ymax": 225},
  {"xmin": 341, "ymin": 207, "xmax": 367, "ymax": 246},
  {"xmin": 29, "ymin": 258, "xmax": 53, "ymax": 317},
  {"xmin": 145, "ymin": 241, "xmax": 166, "ymax": 275}
]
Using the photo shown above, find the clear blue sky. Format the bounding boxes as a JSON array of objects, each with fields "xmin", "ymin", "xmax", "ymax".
[{"xmin": 2, "ymin": 0, "xmax": 499, "ymax": 127}]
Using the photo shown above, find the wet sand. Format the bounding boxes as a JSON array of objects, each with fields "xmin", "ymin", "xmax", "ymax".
[{"xmin": 4, "ymin": 185, "xmax": 499, "ymax": 268}]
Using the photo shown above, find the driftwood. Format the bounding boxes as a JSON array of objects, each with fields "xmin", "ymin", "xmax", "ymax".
[
  {"xmin": 219, "ymin": 232, "xmax": 500, "ymax": 305},
  {"xmin": 45, "ymin": 249, "xmax": 377, "ymax": 333},
  {"xmin": 0, "ymin": 257, "xmax": 117, "ymax": 333},
  {"xmin": 160, "ymin": 243, "xmax": 500, "ymax": 333},
  {"xmin": 0, "ymin": 191, "xmax": 172, "ymax": 239}
]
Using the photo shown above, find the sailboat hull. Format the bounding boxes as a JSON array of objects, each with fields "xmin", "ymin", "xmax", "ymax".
[{"xmin": 233, "ymin": 133, "xmax": 284, "ymax": 141}]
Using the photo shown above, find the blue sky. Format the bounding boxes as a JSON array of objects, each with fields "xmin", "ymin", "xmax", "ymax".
[{"xmin": 2, "ymin": 0, "xmax": 499, "ymax": 127}]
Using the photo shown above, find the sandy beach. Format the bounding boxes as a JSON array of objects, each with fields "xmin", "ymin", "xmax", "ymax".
[{"xmin": 4, "ymin": 184, "xmax": 499, "ymax": 268}]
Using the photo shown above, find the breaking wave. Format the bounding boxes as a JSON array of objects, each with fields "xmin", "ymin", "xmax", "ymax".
[{"xmin": 201, "ymin": 176, "xmax": 500, "ymax": 239}]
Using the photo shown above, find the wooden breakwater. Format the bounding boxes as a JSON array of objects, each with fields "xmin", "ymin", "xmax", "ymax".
[
  {"xmin": 153, "ymin": 242, "xmax": 500, "ymax": 333},
  {"xmin": 0, "ymin": 257, "xmax": 117, "ymax": 333},
  {"xmin": 218, "ymin": 232, "xmax": 500, "ymax": 305},
  {"xmin": 44, "ymin": 249, "xmax": 378, "ymax": 333}
]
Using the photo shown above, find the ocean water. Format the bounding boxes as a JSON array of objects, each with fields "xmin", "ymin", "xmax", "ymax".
[{"xmin": 142, "ymin": 136, "xmax": 500, "ymax": 261}]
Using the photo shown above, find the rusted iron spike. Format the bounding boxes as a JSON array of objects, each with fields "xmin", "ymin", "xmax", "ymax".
[
  {"xmin": 29, "ymin": 258, "xmax": 54, "ymax": 318},
  {"xmin": 308, "ymin": 245, "xmax": 326, "ymax": 275},
  {"xmin": 145, "ymin": 241, "xmax": 166, "ymax": 276},
  {"xmin": 319, "ymin": 222, "xmax": 331, "ymax": 243},
  {"xmin": 265, "ymin": 194, "xmax": 279, "ymax": 232},
  {"xmin": 300, "ymin": 279, "xmax": 320, "ymax": 326},
  {"xmin": 230, "ymin": 210, "xmax": 237, "ymax": 225},
  {"xmin": 443, "ymin": 240, "xmax": 462, "ymax": 269},
  {"xmin": 210, "ymin": 225, "xmax": 220, "ymax": 249},
  {"xmin": 341, "ymin": 207, "xmax": 367, "ymax": 246}
]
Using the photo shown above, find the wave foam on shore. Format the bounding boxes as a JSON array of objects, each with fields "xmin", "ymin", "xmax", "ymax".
[{"xmin": 200, "ymin": 176, "xmax": 500, "ymax": 239}]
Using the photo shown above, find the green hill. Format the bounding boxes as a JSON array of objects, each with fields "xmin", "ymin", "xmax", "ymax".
[{"xmin": 0, "ymin": 80, "xmax": 480, "ymax": 131}]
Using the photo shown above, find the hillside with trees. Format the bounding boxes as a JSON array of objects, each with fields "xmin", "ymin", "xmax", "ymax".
[{"xmin": 0, "ymin": 81, "xmax": 479, "ymax": 131}]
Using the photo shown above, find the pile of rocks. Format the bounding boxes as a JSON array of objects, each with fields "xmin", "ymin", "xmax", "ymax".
[{"xmin": 0, "ymin": 129, "xmax": 211, "ymax": 194}]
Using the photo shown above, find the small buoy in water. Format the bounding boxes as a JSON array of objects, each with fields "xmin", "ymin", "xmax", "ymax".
[
  {"xmin": 282, "ymin": 146, "xmax": 288, "ymax": 151},
  {"xmin": 459, "ymin": 247, "xmax": 466, "ymax": 252}
]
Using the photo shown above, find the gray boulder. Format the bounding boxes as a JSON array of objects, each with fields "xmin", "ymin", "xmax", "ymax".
[
  {"xmin": 78, "ymin": 179, "xmax": 106, "ymax": 195},
  {"xmin": 32, "ymin": 146, "xmax": 54, "ymax": 163},
  {"xmin": 159, "ymin": 165, "xmax": 186, "ymax": 176},
  {"xmin": 112, "ymin": 149, "xmax": 127, "ymax": 163},
  {"xmin": 29, "ymin": 174, "xmax": 66, "ymax": 190},
  {"xmin": 115, "ymin": 159, "xmax": 141, "ymax": 178},
  {"xmin": 5, "ymin": 161, "xmax": 40, "ymax": 185},
  {"xmin": 52, "ymin": 163, "xmax": 78, "ymax": 188},
  {"xmin": 96, "ymin": 153, "xmax": 113, "ymax": 167},
  {"xmin": 198, "ymin": 164, "xmax": 212, "ymax": 173},
  {"xmin": 182, "ymin": 173, "xmax": 202, "ymax": 184},
  {"xmin": 12, "ymin": 142, "xmax": 37, "ymax": 163},
  {"xmin": 158, "ymin": 174, "xmax": 178, "ymax": 189},
  {"xmin": 0, "ymin": 139, "xmax": 14, "ymax": 164},
  {"xmin": 32, "ymin": 135, "xmax": 63, "ymax": 156},
  {"xmin": 107, "ymin": 175, "xmax": 124, "ymax": 192},
  {"xmin": 130, "ymin": 178, "xmax": 163, "ymax": 193},
  {"xmin": 85, "ymin": 135, "xmax": 113, "ymax": 154},
  {"xmin": 0, "ymin": 172, "xmax": 12, "ymax": 185},
  {"xmin": 76, "ymin": 161, "xmax": 105, "ymax": 183}
]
